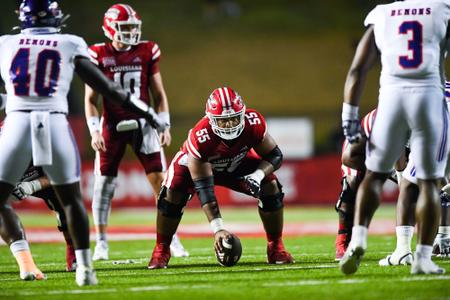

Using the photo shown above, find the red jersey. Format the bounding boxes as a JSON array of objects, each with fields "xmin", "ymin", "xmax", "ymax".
[
  {"xmin": 182, "ymin": 109, "xmax": 267, "ymax": 172},
  {"xmin": 341, "ymin": 109, "xmax": 377, "ymax": 177},
  {"xmin": 88, "ymin": 41, "xmax": 161, "ymax": 124}
]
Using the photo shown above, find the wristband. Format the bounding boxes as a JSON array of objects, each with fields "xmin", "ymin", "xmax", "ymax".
[
  {"xmin": 87, "ymin": 116, "xmax": 100, "ymax": 135},
  {"xmin": 29, "ymin": 179, "xmax": 42, "ymax": 194},
  {"xmin": 442, "ymin": 183, "xmax": 450, "ymax": 194},
  {"xmin": 438, "ymin": 226, "xmax": 450, "ymax": 235},
  {"xmin": 158, "ymin": 112, "xmax": 171, "ymax": 127},
  {"xmin": 249, "ymin": 169, "xmax": 265, "ymax": 183},
  {"xmin": 0, "ymin": 93, "xmax": 6, "ymax": 110},
  {"xmin": 210, "ymin": 218, "xmax": 225, "ymax": 234},
  {"xmin": 342, "ymin": 102, "xmax": 359, "ymax": 120}
]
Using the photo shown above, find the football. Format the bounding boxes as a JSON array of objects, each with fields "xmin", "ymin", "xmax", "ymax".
[{"xmin": 215, "ymin": 235, "xmax": 242, "ymax": 267}]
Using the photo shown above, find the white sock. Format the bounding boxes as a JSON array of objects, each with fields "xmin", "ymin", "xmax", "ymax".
[
  {"xmin": 350, "ymin": 225, "xmax": 368, "ymax": 249},
  {"xmin": 395, "ymin": 226, "xmax": 414, "ymax": 253},
  {"xmin": 415, "ymin": 244, "xmax": 433, "ymax": 260},
  {"xmin": 75, "ymin": 249, "xmax": 92, "ymax": 268},
  {"xmin": 10, "ymin": 239, "xmax": 30, "ymax": 256},
  {"xmin": 438, "ymin": 226, "xmax": 450, "ymax": 235},
  {"xmin": 97, "ymin": 232, "xmax": 107, "ymax": 243}
]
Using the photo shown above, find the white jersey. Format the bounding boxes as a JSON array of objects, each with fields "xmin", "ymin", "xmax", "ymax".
[
  {"xmin": 364, "ymin": 0, "xmax": 450, "ymax": 87},
  {"xmin": 0, "ymin": 27, "xmax": 90, "ymax": 114}
]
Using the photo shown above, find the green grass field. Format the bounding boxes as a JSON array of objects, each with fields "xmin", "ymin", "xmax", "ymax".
[{"xmin": 1, "ymin": 207, "xmax": 449, "ymax": 300}]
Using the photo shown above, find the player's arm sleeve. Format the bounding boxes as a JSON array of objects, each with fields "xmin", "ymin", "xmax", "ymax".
[{"xmin": 187, "ymin": 153, "xmax": 222, "ymax": 221}]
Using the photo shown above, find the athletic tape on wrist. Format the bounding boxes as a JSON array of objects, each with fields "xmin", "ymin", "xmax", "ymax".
[
  {"xmin": 87, "ymin": 116, "xmax": 100, "ymax": 135},
  {"xmin": 158, "ymin": 112, "xmax": 171, "ymax": 127},
  {"xmin": 210, "ymin": 218, "xmax": 225, "ymax": 234},
  {"xmin": 342, "ymin": 102, "xmax": 359, "ymax": 120}
]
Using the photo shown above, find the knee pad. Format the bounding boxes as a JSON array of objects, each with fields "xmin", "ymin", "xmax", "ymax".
[
  {"xmin": 335, "ymin": 177, "xmax": 356, "ymax": 213},
  {"xmin": 157, "ymin": 187, "xmax": 188, "ymax": 219},
  {"xmin": 258, "ymin": 192, "xmax": 284, "ymax": 212},
  {"xmin": 92, "ymin": 176, "xmax": 116, "ymax": 225}
]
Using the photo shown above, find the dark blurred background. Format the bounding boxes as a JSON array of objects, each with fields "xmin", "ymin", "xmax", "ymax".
[{"xmin": 0, "ymin": 0, "xmax": 392, "ymax": 159}]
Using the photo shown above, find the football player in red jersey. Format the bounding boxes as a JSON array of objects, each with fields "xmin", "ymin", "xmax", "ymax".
[
  {"xmin": 148, "ymin": 87, "xmax": 294, "ymax": 269},
  {"xmin": 335, "ymin": 110, "xmax": 376, "ymax": 261},
  {"xmin": 335, "ymin": 109, "xmax": 409, "ymax": 261},
  {"xmin": 84, "ymin": 4, "xmax": 187, "ymax": 261}
]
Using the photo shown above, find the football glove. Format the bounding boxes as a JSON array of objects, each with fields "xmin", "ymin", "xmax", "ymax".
[
  {"xmin": 242, "ymin": 169, "xmax": 265, "ymax": 197},
  {"xmin": 342, "ymin": 119, "xmax": 362, "ymax": 144},
  {"xmin": 11, "ymin": 180, "xmax": 41, "ymax": 201},
  {"xmin": 342, "ymin": 103, "xmax": 361, "ymax": 144},
  {"xmin": 124, "ymin": 95, "xmax": 169, "ymax": 133},
  {"xmin": 433, "ymin": 233, "xmax": 450, "ymax": 257}
]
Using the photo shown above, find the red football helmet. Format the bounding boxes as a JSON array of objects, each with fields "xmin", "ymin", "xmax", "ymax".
[
  {"xmin": 205, "ymin": 87, "xmax": 246, "ymax": 140},
  {"xmin": 102, "ymin": 4, "xmax": 142, "ymax": 46}
]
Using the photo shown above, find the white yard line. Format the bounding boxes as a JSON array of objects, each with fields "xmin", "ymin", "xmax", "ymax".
[{"xmin": 264, "ymin": 275, "xmax": 450, "ymax": 287}]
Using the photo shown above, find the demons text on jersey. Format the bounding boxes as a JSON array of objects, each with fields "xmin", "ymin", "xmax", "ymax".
[
  {"xmin": 390, "ymin": 8, "xmax": 431, "ymax": 17},
  {"xmin": 19, "ymin": 38, "xmax": 58, "ymax": 47}
]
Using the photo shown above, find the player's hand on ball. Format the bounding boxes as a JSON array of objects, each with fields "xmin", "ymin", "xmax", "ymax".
[
  {"xmin": 214, "ymin": 230, "xmax": 233, "ymax": 253},
  {"xmin": 214, "ymin": 232, "xmax": 242, "ymax": 267},
  {"xmin": 91, "ymin": 131, "xmax": 106, "ymax": 152}
]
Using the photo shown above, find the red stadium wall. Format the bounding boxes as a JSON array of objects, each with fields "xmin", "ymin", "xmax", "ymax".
[{"xmin": 12, "ymin": 155, "xmax": 399, "ymax": 210}]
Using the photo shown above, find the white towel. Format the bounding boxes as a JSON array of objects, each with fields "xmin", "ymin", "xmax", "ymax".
[
  {"xmin": 30, "ymin": 111, "xmax": 52, "ymax": 166},
  {"xmin": 138, "ymin": 118, "xmax": 160, "ymax": 154}
]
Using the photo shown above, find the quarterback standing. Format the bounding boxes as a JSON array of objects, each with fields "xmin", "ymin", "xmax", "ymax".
[
  {"xmin": 85, "ymin": 4, "xmax": 188, "ymax": 261},
  {"xmin": 148, "ymin": 87, "xmax": 294, "ymax": 269},
  {"xmin": 0, "ymin": 0, "xmax": 168, "ymax": 285},
  {"xmin": 340, "ymin": 0, "xmax": 450, "ymax": 275}
]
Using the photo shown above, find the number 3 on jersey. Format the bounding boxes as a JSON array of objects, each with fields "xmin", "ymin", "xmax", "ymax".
[
  {"xmin": 10, "ymin": 48, "xmax": 61, "ymax": 97},
  {"xmin": 114, "ymin": 71, "xmax": 141, "ymax": 99},
  {"xmin": 399, "ymin": 21, "xmax": 422, "ymax": 69}
]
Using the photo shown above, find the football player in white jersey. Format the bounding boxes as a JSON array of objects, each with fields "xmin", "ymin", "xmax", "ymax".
[
  {"xmin": 340, "ymin": 0, "xmax": 450, "ymax": 275},
  {"xmin": 0, "ymin": 0, "xmax": 168, "ymax": 286},
  {"xmin": 379, "ymin": 82, "xmax": 450, "ymax": 265}
]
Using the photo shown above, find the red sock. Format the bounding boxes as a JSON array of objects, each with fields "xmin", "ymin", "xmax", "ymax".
[
  {"xmin": 266, "ymin": 232, "xmax": 282, "ymax": 243},
  {"xmin": 156, "ymin": 233, "xmax": 172, "ymax": 246},
  {"xmin": 338, "ymin": 222, "xmax": 346, "ymax": 232}
]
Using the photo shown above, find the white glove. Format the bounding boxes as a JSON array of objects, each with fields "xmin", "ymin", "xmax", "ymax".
[
  {"xmin": 342, "ymin": 103, "xmax": 362, "ymax": 144},
  {"xmin": 433, "ymin": 233, "xmax": 450, "ymax": 257},
  {"xmin": 11, "ymin": 180, "xmax": 42, "ymax": 201},
  {"xmin": 242, "ymin": 169, "xmax": 265, "ymax": 197}
]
